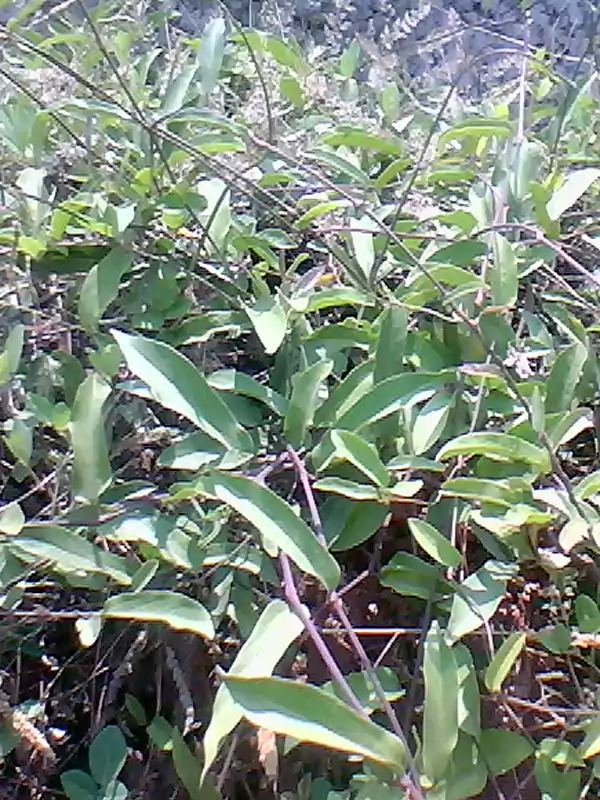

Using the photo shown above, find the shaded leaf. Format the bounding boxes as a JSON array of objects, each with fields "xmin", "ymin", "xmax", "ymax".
[
  {"xmin": 0, "ymin": 324, "xmax": 24, "ymax": 386},
  {"xmin": 89, "ymin": 726, "xmax": 127, "ymax": 788},
  {"xmin": 78, "ymin": 247, "xmax": 132, "ymax": 332},
  {"xmin": 546, "ymin": 342, "xmax": 588, "ymax": 413},
  {"xmin": 479, "ymin": 729, "xmax": 533, "ymax": 775},
  {"xmin": 411, "ymin": 390, "xmax": 454, "ymax": 455}
]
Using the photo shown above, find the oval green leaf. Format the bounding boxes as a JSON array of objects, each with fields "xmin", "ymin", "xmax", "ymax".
[
  {"xmin": 224, "ymin": 675, "xmax": 405, "ymax": 768},
  {"xmin": 206, "ymin": 472, "xmax": 340, "ymax": 590},
  {"xmin": 408, "ymin": 518, "xmax": 461, "ymax": 568},
  {"xmin": 437, "ymin": 432, "xmax": 550, "ymax": 472},
  {"xmin": 112, "ymin": 329, "xmax": 253, "ymax": 455},
  {"xmin": 103, "ymin": 590, "xmax": 214, "ymax": 639}
]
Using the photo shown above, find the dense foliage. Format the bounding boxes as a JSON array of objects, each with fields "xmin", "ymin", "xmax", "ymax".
[{"xmin": 2, "ymin": 2, "xmax": 600, "ymax": 799}]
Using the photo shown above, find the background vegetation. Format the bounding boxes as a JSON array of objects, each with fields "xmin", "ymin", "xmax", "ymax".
[{"xmin": 2, "ymin": 2, "xmax": 600, "ymax": 798}]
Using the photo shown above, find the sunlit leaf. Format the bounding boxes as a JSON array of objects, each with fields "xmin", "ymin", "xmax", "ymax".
[
  {"xmin": 103, "ymin": 590, "xmax": 214, "ymax": 639},
  {"xmin": 13, "ymin": 525, "xmax": 133, "ymax": 585},
  {"xmin": 224, "ymin": 675, "xmax": 405, "ymax": 768},
  {"xmin": 284, "ymin": 359, "xmax": 333, "ymax": 447},
  {"xmin": 447, "ymin": 561, "xmax": 517, "ymax": 643},
  {"xmin": 202, "ymin": 600, "xmax": 303, "ymax": 779},
  {"xmin": 547, "ymin": 167, "xmax": 600, "ymax": 220},
  {"xmin": 203, "ymin": 472, "xmax": 340, "ymax": 589},
  {"xmin": 422, "ymin": 621, "xmax": 458, "ymax": 781},
  {"xmin": 0, "ymin": 325, "xmax": 24, "ymax": 386},
  {"xmin": 112, "ymin": 329, "xmax": 253, "ymax": 455},
  {"xmin": 408, "ymin": 518, "xmax": 461, "ymax": 568},
  {"xmin": 70, "ymin": 374, "xmax": 112, "ymax": 503},
  {"xmin": 438, "ymin": 432, "xmax": 549, "ymax": 472},
  {"xmin": 484, "ymin": 632, "xmax": 526, "ymax": 692}
]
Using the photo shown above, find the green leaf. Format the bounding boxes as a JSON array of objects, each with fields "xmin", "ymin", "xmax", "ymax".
[
  {"xmin": 70, "ymin": 373, "xmax": 112, "ymax": 503},
  {"xmin": 202, "ymin": 600, "xmax": 304, "ymax": 779},
  {"xmin": 441, "ymin": 477, "xmax": 519, "ymax": 507},
  {"xmin": 112, "ymin": 329, "xmax": 253, "ymax": 455},
  {"xmin": 0, "ymin": 503, "xmax": 25, "ymax": 536},
  {"xmin": 314, "ymin": 360, "xmax": 373, "ymax": 427},
  {"xmin": 339, "ymin": 40, "xmax": 361, "ymax": 78},
  {"xmin": 336, "ymin": 371, "xmax": 452, "ymax": 431},
  {"xmin": 61, "ymin": 770, "xmax": 98, "ymax": 800},
  {"xmin": 0, "ymin": 324, "xmax": 24, "ymax": 385},
  {"xmin": 329, "ymin": 430, "xmax": 389, "ymax": 486},
  {"xmin": 538, "ymin": 738, "xmax": 584, "ymax": 767},
  {"xmin": 284, "ymin": 359, "xmax": 333, "ymax": 447},
  {"xmin": 204, "ymin": 472, "xmax": 340, "ymax": 589},
  {"xmin": 545, "ymin": 342, "xmax": 588, "ymax": 413},
  {"xmin": 407, "ymin": 518, "xmax": 461, "ymax": 568},
  {"xmin": 374, "ymin": 306, "xmax": 407, "ymax": 383},
  {"xmin": 103, "ymin": 590, "xmax": 214, "ymax": 639},
  {"xmin": 380, "ymin": 83, "xmax": 401, "ymax": 120},
  {"xmin": 280, "ymin": 75, "xmax": 304, "ymax": 108},
  {"xmin": 580, "ymin": 717, "xmax": 600, "ymax": 759},
  {"xmin": 380, "ymin": 552, "xmax": 448, "ymax": 600},
  {"xmin": 447, "ymin": 561, "xmax": 517, "ymax": 643},
  {"xmin": 78, "ymin": 247, "xmax": 133, "ymax": 332},
  {"xmin": 455, "ymin": 644, "xmax": 480, "ymax": 738},
  {"xmin": 350, "ymin": 215, "xmax": 377, "ymax": 280},
  {"xmin": 171, "ymin": 726, "xmax": 204, "ymax": 800},
  {"xmin": 224, "ymin": 675, "xmax": 404, "ymax": 768},
  {"xmin": 437, "ymin": 432, "xmax": 550, "ymax": 472},
  {"xmin": 207, "ymin": 369, "xmax": 287, "ymax": 416},
  {"xmin": 309, "ymin": 149, "xmax": 369, "ymax": 187},
  {"xmin": 547, "ymin": 167, "xmax": 600, "ymax": 220},
  {"xmin": 130, "ymin": 559, "xmax": 159, "ymax": 592},
  {"xmin": 422, "ymin": 620, "xmax": 458, "ymax": 781},
  {"xmin": 297, "ymin": 201, "xmax": 346, "ymax": 229},
  {"xmin": 265, "ymin": 35, "xmax": 305, "ymax": 74},
  {"xmin": 411, "ymin": 390, "xmax": 454, "ymax": 455},
  {"xmin": 479, "ymin": 729, "xmax": 533, "ymax": 775},
  {"xmin": 328, "ymin": 500, "xmax": 388, "ymax": 551},
  {"xmin": 198, "ymin": 17, "xmax": 226, "ymax": 95},
  {"xmin": 322, "ymin": 127, "xmax": 402, "ymax": 156},
  {"xmin": 438, "ymin": 117, "xmax": 512, "ymax": 148},
  {"xmin": 244, "ymin": 294, "xmax": 288, "ymax": 355},
  {"xmin": 538, "ymin": 623, "xmax": 572, "ymax": 654},
  {"xmin": 490, "ymin": 233, "xmax": 518, "ymax": 308},
  {"xmin": 313, "ymin": 477, "xmax": 381, "ymax": 501},
  {"xmin": 484, "ymin": 632, "xmax": 526, "ymax": 692},
  {"xmin": 575, "ymin": 594, "xmax": 600, "ymax": 634},
  {"xmin": 89, "ymin": 726, "xmax": 127, "ymax": 788},
  {"xmin": 13, "ymin": 524, "xmax": 133, "ymax": 585},
  {"xmin": 157, "ymin": 431, "xmax": 247, "ymax": 471}
]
